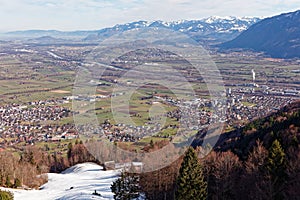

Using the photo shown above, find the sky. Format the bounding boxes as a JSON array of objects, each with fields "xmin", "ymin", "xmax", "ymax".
[{"xmin": 0, "ymin": 0, "xmax": 299, "ymax": 31}]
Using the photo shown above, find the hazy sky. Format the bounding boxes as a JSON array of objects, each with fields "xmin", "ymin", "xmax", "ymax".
[{"xmin": 0, "ymin": 0, "xmax": 299, "ymax": 31}]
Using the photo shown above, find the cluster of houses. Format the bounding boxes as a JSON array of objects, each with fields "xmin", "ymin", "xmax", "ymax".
[
  {"xmin": 75, "ymin": 92, "xmax": 294, "ymax": 143},
  {"xmin": 98, "ymin": 121, "xmax": 163, "ymax": 142},
  {"xmin": 0, "ymin": 101, "xmax": 78, "ymax": 146},
  {"xmin": 104, "ymin": 160, "xmax": 143, "ymax": 172},
  {"xmin": 228, "ymin": 82, "xmax": 300, "ymax": 97},
  {"xmin": 225, "ymin": 94, "xmax": 293, "ymax": 127},
  {"xmin": 0, "ymin": 86, "xmax": 296, "ymax": 147}
]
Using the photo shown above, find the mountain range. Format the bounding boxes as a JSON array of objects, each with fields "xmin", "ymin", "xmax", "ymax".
[
  {"xmin": 89, "ymin": 17, "xmax": 261, "ymax": 44},
  {"xmin": 5, "ymin": 10, "xmax": 300, "ymax": 59},
  {"xmin": 220, "ymin": 10, "xmax": 300, "ymax": 58},
  {"xmin": 5, "ymin": 16, "xmax": 261, "ymax": 44}
]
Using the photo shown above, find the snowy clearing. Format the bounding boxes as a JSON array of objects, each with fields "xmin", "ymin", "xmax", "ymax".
[{"xmin": 2, "ymin": 163, "xmax": 119, "ymax": 200}]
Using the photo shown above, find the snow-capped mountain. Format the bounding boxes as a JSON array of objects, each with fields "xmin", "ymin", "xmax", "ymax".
[
  {"xmin": 89, "ymin": 16, "xmax": 261, "ymax": 44},
  {"xmin": 96, "ymin": 17, "xmax": 260, "ymax": 34},
  {"xmin": 5, "ymin": 16, "xmax": 262, "ymax": 44},
  {"xmin": 221, "ymin": 10, "xmax": 300, "ymax": 58}
]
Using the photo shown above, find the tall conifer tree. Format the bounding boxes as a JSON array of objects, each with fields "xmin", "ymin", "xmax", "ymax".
[
  {"xmin": 267, "ymin": 139, "xmax": 286, "ymax": 200},
  {"xmin": 176, "ymin": 147, "xmax": 207, "ymax": 200}
]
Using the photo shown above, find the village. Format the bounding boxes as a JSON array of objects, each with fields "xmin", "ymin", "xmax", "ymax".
[{"xmin": 0, "ymin": 84, "xmax": 296, "ymax": 149}]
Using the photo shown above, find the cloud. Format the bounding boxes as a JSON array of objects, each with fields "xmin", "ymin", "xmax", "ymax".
[{"xmin": 0, "ymin": 0, "xmax": 299, "ymax": 31}]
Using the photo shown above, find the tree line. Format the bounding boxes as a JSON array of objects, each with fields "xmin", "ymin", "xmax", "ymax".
[{"xmin": 0, "ymin": 139, "xmax": 96, "ymax": 190}]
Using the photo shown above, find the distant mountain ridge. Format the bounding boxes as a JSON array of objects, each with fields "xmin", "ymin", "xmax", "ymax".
[
  {"xmin": 220, "ymin": 10, "xmax": 300, "ymax": 58},
  {"xmin": 6, "ymin": 29, "xmax": 99, "ymax": 38},
  {"xmin": 5, "ymin": 16, "xmax": 261, "ymax": 44},
  {"xmin": 27, "ymin": 36, "xmax": 67, "ymax": 43},
  {"xmin": 95, "ymin": 16, "xmax": 260, "ymax": 33},
  {"xmin": 90, "ymin": 17, "xmax": 261, "ymax": 44}
]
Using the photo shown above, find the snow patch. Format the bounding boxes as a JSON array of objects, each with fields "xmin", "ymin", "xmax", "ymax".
[{"xmin": 6, "ymin": 163, "xmax": 120, "ymax": 200}]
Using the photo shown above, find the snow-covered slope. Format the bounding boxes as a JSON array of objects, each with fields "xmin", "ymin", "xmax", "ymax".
[{"xmin": 6, "ymin": 163, "xmax": 119, "ymax": 200}]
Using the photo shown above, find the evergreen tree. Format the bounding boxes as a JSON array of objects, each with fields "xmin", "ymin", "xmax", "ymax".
[
  {"xmin": 176, "ymin": 147, "xmax": 207, "ymax": 200},
  {"xmin": 111, "ymin": 172, "xmax": 141, "ymax": 200},
  {"xmin": 149, "ymin": 140, "xmax": 154, "ymax": 148},
  {"xmin": 0, "ymin": 189, "xmax": 14, "ymax": 200},
  {"xmin": 267, "ymin": 139, "xmax": 286, "ymax": 178},
  {"xmin": 266, "ymin": 139, "xmax": 286, "ymax": 200},
  {"xmin": 13, "ymin": 178, "xmax": 21, "ymax": 188},
  {"xmin": 67, "ymin": 142, "xmax": 73, "ymax": 160},
  {"xmin": 5, "ymin": 176, "xmax": 12, "ymax": 188}
]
